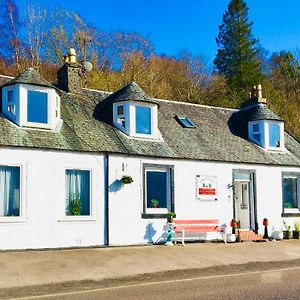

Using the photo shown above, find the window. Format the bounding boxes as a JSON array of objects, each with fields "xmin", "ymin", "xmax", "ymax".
[
  {"xmin": 116, "ymin": 104, "xmax": 126, "ymax": 128},
  {"xmin": 65, "ymin": 170, "xmax": 90, "ymax": 216},
  {"xmin": 283, "ymin": 175, "xmax": 300, "ymax": 210},
  {"xmin": 175, "ymin": 115, "xmax": 196, "ymax": 128},
  {"xmin": 7, "ymin": 90, "xmax": 16, "ymax": 115},
  {"xmin": 136, "ymin": 105, "xmax": 151, "ymax": 135},
  {"xmin": 0, "ymin": 166, "xmax": 20, "ymax": 217},
  {"xmin": 269, "ymin": 123, "xmax": 280, "ymax": 148},
  {"xmin": 144, "ymin": 165, "xmax": 173, "ymax": 215},
  {"xmin": 27, "ymin": 90, "xmax": 48, "ymax": 124},
  {"xmin": 251, "ymin": 123, "xmax": 261, "ymax": 144}
]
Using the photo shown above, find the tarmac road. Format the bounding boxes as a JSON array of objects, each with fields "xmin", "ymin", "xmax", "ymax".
[{"xmin": 3, "ymin": 260, "xmax": 300, "ymax": 299}]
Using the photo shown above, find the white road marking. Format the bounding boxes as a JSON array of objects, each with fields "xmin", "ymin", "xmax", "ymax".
[{"xmin": 10, "ymin": 265, "xmax": 300, "ymax": 300}]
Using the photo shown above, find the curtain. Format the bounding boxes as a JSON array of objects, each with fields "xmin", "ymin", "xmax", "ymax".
[
  {"xmin": 65, "ymin": 170, "xmax": 90, "ymax": 215},
  {"xmin": 0, "ymin": 166, "xmax": 20, "ymax": 217}
]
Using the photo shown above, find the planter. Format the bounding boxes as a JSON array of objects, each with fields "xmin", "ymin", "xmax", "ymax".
[
  {"xmin": 293, "ymin": 231, "xmax": 300, "ymax": 239},
  {"xmin": 226, "ymin": 234, "xmax": 236, "ymax": 243},
  {"xmin": 271, "ymin": 231, "xmax": 283, "ymax": 240},
  {"xmin": 283, "ymin": 230, "xmax": 292, "ymax": 239}
]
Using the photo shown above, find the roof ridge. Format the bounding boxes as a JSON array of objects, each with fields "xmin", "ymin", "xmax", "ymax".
[{"xmin": 0, "ymin": 74, "xmax": 14, "ymax": 79}]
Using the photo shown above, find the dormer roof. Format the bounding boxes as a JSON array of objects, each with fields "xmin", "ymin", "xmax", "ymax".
[
  {"xmin": 105, "ymin": 82, "xmax": 159, "ymax": 105},
  {"xmin": 2, "ymin": 68, "xmax": 56, "ymax": 89}
]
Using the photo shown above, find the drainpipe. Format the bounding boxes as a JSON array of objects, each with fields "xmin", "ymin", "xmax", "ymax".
[{"xmin": 104, "ymin": 153, "xmax": 109, "ymax": 246}]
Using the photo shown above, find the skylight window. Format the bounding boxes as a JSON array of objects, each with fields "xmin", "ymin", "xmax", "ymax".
[{"xmin": 175, "ymin": 115, "xmax": 196, "ymax": 128}]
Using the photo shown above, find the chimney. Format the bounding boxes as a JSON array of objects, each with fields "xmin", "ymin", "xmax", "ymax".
[
  {"xmin": 57, "ymin": 48, "xmax": 82, "ymax": 94},
  {"xmin": 249, "ymin": 84, "xmax": 267, "ymax": 105},
  {"xmin": 242, "ymin": 84, "xmax": 267, "ymax": 108}
]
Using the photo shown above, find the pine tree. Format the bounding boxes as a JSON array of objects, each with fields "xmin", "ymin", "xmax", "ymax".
[{"xmin": 214, "ymin": 0, "xmax": 263, "ymax": 92}]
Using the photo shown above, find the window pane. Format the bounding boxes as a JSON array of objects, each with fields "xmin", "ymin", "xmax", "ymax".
[
  {"xmin": 136, "ymin": 106, "xmax": 151, "ymax": 134},
  {"xmin": 66, "ymin": 170, "xmax": 90, "ymax": 216},
  {"xmin": 269, "ymin": 124, "xmax": 280, "ymax": 148},
  {"xmin": 117, "ymin": 105, "xmax": 124, "ymax": 115},
  {"xmin": 178, "ymin": 117, "xmax": 195, "ymax": 128},
  {"xmin": 7, "ymin": 90, "xmax": 14, "ymax": 103},
  {"xmin": 146, "ymin": 171, "xmax": 167, "ymax": 208},
  {"xmin": 0, "ymin": 166, "xmax": 20, "ymax": 217},
  {"xmin": 283, "ymin": 177, "xmax": 298, "ymax": 209},
  {"xmin": 252, "ymin": 123, "xmax": 259, "ymax": 132},
  {"xmin": 27, "ymin": 91, "xmax": 48, "ymax": 124}
]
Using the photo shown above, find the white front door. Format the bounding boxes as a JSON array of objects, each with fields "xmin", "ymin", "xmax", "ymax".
[{"xmin": 234, "ymin": 181, "xmax": 250, "ymax": 229}]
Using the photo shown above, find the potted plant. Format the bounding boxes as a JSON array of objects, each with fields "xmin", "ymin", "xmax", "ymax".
[
  {"xmin": 151, "ymin": 198, "xmax": 159, "ymax": 208},
  {"xmin": 167, "ymin": 212, "xmax": 176, "ymax": 223},
  {"xmin": 283, "ymin": 221, "xmax": 292, "ymax": 239},
  {"xmin": 293, "ymin": 222, "xmax": 300, "ymax": 239},
  {"xmin": 120, "ymin": 175, "xmax": 133, "ymax": 187},
  {"xmin": 67, "ymin": 194, "xmax": 82, "ymax": 216}
]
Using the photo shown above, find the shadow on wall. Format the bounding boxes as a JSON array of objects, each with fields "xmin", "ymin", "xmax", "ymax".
[
  {"xmin": 145, "ymin": 223, "xmax": 170, "ymax": 244},
  {"xmin": 144, "ymin": 223, "xmax": 157, "ymax": 243},
  {"xmin": 109, "ymin": 179, "xmax": 122, "ymax": 192}
]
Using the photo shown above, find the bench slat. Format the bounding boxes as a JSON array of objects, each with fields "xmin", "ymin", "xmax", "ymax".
[
  {"xmin": 174, "ymin": 219, "xmax": 219, "ymax": 225},
  {"xmin": 175, "ymin": 225, "xmax": 221, "ymax": 233}
]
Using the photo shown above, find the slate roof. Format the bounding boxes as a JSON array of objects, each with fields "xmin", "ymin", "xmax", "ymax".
[
  {"xmin": 0, "ymin": 77, "xmax": 300, "ymax": 167},
  {"xmin": 2, "ymin": 68, "xmax": 56, "ymax": 89},
  {"xmin": 100, "ymin": 82, "xmax": 159, "ymax": 105}
]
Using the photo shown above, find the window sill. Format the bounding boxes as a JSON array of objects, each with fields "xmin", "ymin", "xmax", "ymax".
[
  {"xmin": 58, "ymin": 217, "xmax": 96, "ymax": 223},
  {"xmin": 142, "ymin": 213, "xmax": 176, "ymax": 219},
  {"xmin": 282, "ymin": 212, "xmax": 300, "ymax": 217},
  {"xmin": 0, "ymin": 217, "xmax": 25, "ymax": 223}
]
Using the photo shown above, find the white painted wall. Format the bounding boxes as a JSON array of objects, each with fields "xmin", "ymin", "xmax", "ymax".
[
  {"xmin": 0, "ymin": 148, "xmax": 105, "ymax": 250},
  {"xmin": 108, "ymin": 154, "xmax": 300, "ymax": 245},
  {"xmin": 1, "ymin": 146, "xmax": 300, "ymax": 250}
]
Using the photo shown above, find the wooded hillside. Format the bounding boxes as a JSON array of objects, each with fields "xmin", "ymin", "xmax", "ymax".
[{"xmin": 0, "ymin": 0, "xmax": 299, "ymax": 140}]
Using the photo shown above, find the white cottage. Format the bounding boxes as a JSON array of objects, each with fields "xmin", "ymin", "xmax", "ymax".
[{"xmin": 0, "ymin": 52, "xmax": 300, "ymax": 250}]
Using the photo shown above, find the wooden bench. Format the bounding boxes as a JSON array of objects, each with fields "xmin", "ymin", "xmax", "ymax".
[{"xmin": 172, "ymin": 219, "xmax": 226, "ymax": 246}]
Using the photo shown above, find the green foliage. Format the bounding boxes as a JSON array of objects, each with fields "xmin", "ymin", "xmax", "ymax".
[
  {"xmin": 294, "ymin": 222, "xmax": 300, "ymax": 232},
  {"xmin": 151, "ymin": 198, "xmax": 159, "ymax": 207},
  {"xmin": 120, "ymin": 175, "xmax": 133, "ymax": 187},
  {"xmin": 67, "ymin": 194, "xmax": 82, "ymax": 216},
  {"xmin": 214, "ymin": 0, "xmax": 263, "ymax": 92}
]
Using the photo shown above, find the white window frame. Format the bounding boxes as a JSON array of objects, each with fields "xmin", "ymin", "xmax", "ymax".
[
  {"xmin": 113, "ymin": 101, "xmax": 159, "ymax": 140},
  {"xmin": 62, "ymin": 167, "xmax": 94, "ymax": 221},
  {"xmin": 282, "ymin": 174, "xmax": 300, "ymax": 213},
  {"xmin": 6, "ymin": 89, "xmax": 16, "ymax": 116},
  {"xmin": 249, "ymin": 120, "xmax": 285, "ymax": 151},
  {"xmin": 144, "ymin": 165, "xmax": 172, "ymax": 214},
  {"xmin": 266, "ymin": 121, "xmax": 284, "ymax": 151},
  {"xmin": 0, "ymin": 163, "xmax": 25, "ymax": 223},
  {"xmin": 249, "ymin": 121, "xmax": 264, "ymax": 147}
]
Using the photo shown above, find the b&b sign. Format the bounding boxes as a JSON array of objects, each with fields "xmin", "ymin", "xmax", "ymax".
[{"xmin": 196, "ymin": 175, "xmax": 217, "ymax": 201}]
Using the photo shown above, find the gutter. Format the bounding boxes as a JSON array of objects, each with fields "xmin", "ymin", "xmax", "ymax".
[{"xmin": 104, "ymin": 153, "xmax": 109, "ymax": 246}]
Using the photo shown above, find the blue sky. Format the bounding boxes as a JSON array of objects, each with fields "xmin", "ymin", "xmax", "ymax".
[{"xmin": 18, "ymin": 0, "xmax": 300, "ymax": 60}]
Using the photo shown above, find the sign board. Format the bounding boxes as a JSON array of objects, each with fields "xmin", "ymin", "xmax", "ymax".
[{"xmin": 196, "ymin": 175, "xmax": 217, "ymax": 201}]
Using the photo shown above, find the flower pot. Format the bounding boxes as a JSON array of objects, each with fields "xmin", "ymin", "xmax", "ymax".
[
  {"xmin": 226, "ymin": 234, "xmax": 236, "ymax": 243},
  {"xmin": 283, "ymin": 230, "xmax": 292, "ymax": 239},
  {"xmin": 293, "ymin": 231, "xmax": 300, "ymax": 239},
  {"xmin": 271, "ymin": 231, "xmax": 283, "ymax": 240}
]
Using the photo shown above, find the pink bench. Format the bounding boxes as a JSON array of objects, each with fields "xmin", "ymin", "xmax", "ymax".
[{"xmin": 173, "ymin": 219, "xmax": 226, "ymax": 245}]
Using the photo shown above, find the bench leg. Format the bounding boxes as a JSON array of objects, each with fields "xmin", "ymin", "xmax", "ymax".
[{"xmin": 182, "ymin": 230, "xmax": 185, "ymax": 246}]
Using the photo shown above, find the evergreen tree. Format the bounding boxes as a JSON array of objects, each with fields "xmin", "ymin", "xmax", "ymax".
[{"xmin": 214, "ymin": 0, "xmax": 263, "ymax": 92}]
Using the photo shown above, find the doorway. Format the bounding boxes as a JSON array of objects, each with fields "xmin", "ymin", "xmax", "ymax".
[{"xmin": 233, "ymin": 171, "xmax": 256, "ymax": 231}]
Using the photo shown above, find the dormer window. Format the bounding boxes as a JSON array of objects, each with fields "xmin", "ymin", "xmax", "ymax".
[
  {"xmin": 7, "ymin": 90, "xmax": 16, "ymax": 115},
  {"xmin": 250, "ymin": 122, "xmax": 262, "ymax": 145},
  {"xmin": 113, "ymin": 101, "xmax": 159, "ymax": 139},
  {"xmin": 269, "ymin": 122, "xmax": 280, "ymax": 148},
  {"xmin": 249, "ymin": 120, "xmax": 284, "ymax": 150},
  {"xmin": 27, "ymin": 90, "xmax": 48, "ymax": 124},
  {"xmin": 1, "ymin": 68, "xmax": 62, "ymax": 131},
  {"xmin": 116, "ymin": 104, "xmax": 126, "ymax": 128},
  {"xmin": 135, "ymin": 105, "xmax": 151, "ymax": 135}
]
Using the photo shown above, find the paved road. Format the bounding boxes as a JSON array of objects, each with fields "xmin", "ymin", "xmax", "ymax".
[{"xmin": 4, "ymin": 262, "xmax": 300, "ymax": 299}]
